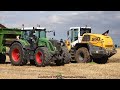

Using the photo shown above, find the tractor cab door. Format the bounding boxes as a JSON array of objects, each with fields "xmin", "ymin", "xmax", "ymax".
[
  {"xmin": 21, "ymin": 30, "xmax": 31, "ymax": 40},
  {"xmin": 21, "ymin": 30, "xmax": 38, "ymax": 49}
]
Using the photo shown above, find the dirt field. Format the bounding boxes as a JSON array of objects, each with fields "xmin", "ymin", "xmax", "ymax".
[{"xmin": 0, "ymin": 48, "xmax": 120, "ymax": 79}]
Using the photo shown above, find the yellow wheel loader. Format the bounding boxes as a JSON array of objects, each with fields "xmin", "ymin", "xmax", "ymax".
[{"xmin": 65, "ymin": 26, "xmax": 117, "ymax": 64}]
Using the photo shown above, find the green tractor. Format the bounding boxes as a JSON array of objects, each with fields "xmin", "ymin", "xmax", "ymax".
[{"xmin": 9, "ymin": 26, "xmax": 71, "ymax": 67}]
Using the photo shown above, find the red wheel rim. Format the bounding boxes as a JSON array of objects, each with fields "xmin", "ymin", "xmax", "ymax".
[
  {"xmin": 36, "ymin": 51, "xmax": 43, "ymax": 64},
  {"xmin": 12, "ymin": 48, "xmax": 20, "ymax": 62}
]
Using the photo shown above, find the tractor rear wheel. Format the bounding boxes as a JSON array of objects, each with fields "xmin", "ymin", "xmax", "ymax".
[
  {"xmin": 9, "ymin": 42, "xmax": 25, "ymax": 66},
  {"xmin": 75, "ymin": 47, "xmax": 91, "ymax": 63},
  {"xmin": 0, "ymin": 53, "xmax": 6, "ymax": 64},
  {"xmin": 34, "ymin": 47, "xmax": 51, "ymax": 67},
  {"xmin": 61, "ymin": 46, "xmax": 71, "ymax": 64}
]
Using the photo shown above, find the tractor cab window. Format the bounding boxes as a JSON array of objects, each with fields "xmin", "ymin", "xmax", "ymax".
[
  {"xmin": 40, "ymin": 30, "xmax": 46, "ymax": 38},
  {"xmin": 34, "ymin": 31, "xmax": 39, "ymax": 38},
  {"xmin": 80, "ymin": 28, "xmax": 91, "ymax": 36},
  {"xmin": 22, "ymin": 30, "xmax": 31, "ymax": 40},
  {"xmin": 34, "ymin": 29, "xmax": 46, "ymax": 38},
  {"xmin": 71, "ymin": 29, "xmax": 78, "ymax": 42}
]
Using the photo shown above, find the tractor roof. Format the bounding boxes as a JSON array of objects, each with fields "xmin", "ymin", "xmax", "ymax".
[
  {"xmin": 21, "ymin": 27, "xmax": 34, "ymax": 30},
  {"xmin": 21, "ymin": 27, "xmax": 46, "ymax": 30},
  {"xmin": 36, "ymin": 27, "xmax": 46, "ymax": 29}
]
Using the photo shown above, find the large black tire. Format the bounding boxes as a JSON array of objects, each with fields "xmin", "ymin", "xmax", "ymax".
[
  {"xmin": 34, "ymin": 47, "xmax": 51, "ymax": 67},
  {"xmin": 0, "ymin": 53, "xmax": 6, "ymax": 64},
  {"xmin": 75, "ymin": 47, "xmax": 91, "ymax": 63},
  {"xmin": 93, "ymin": 56, "xmax": 108, "ymax": 64},
  {"xmin": 22, "ymin": 59, "xmax": 28, "ymax": 65},
  {"xmin": 55, "ymin": 60, "xmax": 64, "ymax": 66},
  {"xmin": 9, "ymin": 42, "xmax": 25, "ymax": 66},
  {"xmin": 61, "ymin": 46, "xmax": 71, "ymax": 64}
]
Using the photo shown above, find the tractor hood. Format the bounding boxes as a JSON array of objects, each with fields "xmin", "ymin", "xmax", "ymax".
[
  {"xmin": 38, "ymin": 37, "xmax": 56, "ymax": 51},
  {"xmin": 38, "ymin": 37, "xmax": 49, "ymax": 41}
]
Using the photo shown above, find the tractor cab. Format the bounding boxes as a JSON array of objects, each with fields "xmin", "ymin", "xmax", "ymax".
[
  {"xmin": 20, "ymin": 27, "xmax": 48, "ymax": 43},
  {"xmin": 20, "ymin": 27, "xmax": 38, "ymax": 49}
]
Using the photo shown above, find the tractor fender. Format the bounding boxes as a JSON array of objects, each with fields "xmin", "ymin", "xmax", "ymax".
[{"xmin": 10, "ymin": 40, "xmax": 30, "ymax": 50}]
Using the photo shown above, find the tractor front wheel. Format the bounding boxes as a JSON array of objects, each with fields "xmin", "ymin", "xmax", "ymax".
[{"xmin": 34, "ymin": 47, "xmax": 51, "ymax": 67}]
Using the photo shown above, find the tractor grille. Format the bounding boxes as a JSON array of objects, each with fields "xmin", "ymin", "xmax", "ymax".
[{"xmin": 105, "ymin": 45, "xmax": 113, "ymax": 47}]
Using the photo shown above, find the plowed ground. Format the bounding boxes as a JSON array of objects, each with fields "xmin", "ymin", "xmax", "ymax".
[{"xmin": 0, "ymin": 48, "xmax": 120, "ymax": 79}]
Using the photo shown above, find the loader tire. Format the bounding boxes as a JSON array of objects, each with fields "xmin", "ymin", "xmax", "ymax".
[
  {"xmin": 9, "ymin": 42, "xmax": 25, "ymax": 66},
  {"xmin": 93, "ymin": 56, "xmax": 108, "ymax": 64},
  {"xmin": 0, "ymin": 53, "xmax": 6, "ymax": 64},
  {"xmin": 75, "ymin": 47, "xmax": 91, "ymax": 63},
  {"xmin": 61, "ymin": 46, "xmax": 71, "ymax": 64},
  {"xmin": 35, "ymin": 47, "xmax": 51, "ymax": 67}
]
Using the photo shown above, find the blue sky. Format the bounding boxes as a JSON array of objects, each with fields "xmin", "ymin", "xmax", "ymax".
[{"xmin": 0, "ymin": 11, "xmax": 120, "ymax": 46}]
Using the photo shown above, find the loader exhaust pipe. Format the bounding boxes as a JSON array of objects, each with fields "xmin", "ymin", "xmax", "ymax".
[{"xmin": 102, "ymin": 30, "xmax": 109, "ymax": 36}]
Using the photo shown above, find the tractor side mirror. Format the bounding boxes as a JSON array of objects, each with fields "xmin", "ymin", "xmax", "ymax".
[
  {"xmin": 53, "ymin": 31, "xmax": 55, "ymax": 36},
  {"xmin": 67, "ymin": 31, "xmax": 69, "ymax": 36}
]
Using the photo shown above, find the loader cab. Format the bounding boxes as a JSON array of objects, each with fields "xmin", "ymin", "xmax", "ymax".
[
  {"xmin": 67, "ymin": 26, "xmax": 91, "ymax": 47},
  {"xmin": 68, "ymin": 27, "xmax": 91, "ymax": 43}
]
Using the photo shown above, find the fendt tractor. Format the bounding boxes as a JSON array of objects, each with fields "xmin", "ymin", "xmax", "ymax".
[
  {"xmin": 9, "ymin": 26, "xmax": 71, "ymax": 67},
  {"xmin": 65, "ymin": 26, "xmax": 117, "ymax": 64},
  {"xmin": 0, "ymin": 27, "xmax": 21, "ymax": 63}
]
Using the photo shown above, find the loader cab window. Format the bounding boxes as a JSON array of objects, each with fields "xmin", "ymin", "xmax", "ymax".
[
  {"xmin": 80, "ymin": 28, "xmax": 91, "ymax": 36},
  {"xmin": 82, "ymin": 35, "xmax": 90, "ymax": 41},
  {"xmin": 71, "ymin": 28, "xmax": 78, "ymax": 42}
]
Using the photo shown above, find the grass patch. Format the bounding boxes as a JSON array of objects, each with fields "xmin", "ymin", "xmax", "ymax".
[{"xmin": 89, "ymin": 61, "xmax": 96, "ymax": 64}]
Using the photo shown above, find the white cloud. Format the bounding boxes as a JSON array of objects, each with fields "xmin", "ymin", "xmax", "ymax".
[
  {"xmin": 48, "ymin": 15, "xmax": 64, "ymax": 24},
  {"xmin": 115, "ymin": 15, "xmax": 120, "ymax": 19}
]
